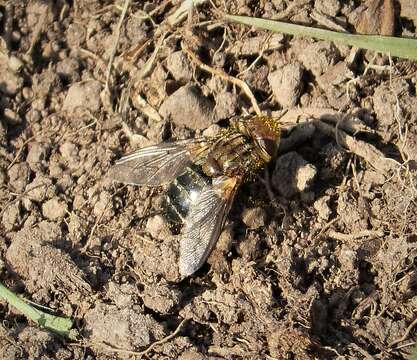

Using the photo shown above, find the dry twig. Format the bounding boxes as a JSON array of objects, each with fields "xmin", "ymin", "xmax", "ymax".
[
  {"xmin": 327, "ymin": 229, "xmax": 384, "ymax": 241},
  {"xmin": 105, "ymin": 0, "xmax": 131, "ymax": 94},
  {"xmin": 181, "ymin": 41, "xmax": 261, "ymax": 115}
]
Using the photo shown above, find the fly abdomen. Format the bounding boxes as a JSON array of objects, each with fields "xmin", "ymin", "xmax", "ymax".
[{"xmin": 164, "ymin": 165, "xmax": 210, "ymax": 233}]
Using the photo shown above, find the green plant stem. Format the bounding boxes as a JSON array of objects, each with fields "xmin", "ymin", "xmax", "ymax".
[
  {"xmin": 0, "ymin": 282, "xmax": 73, "ymax": 338},
  {"xmin": 225, "ymin": 15, "xmax": 417, "ymax": 61}
]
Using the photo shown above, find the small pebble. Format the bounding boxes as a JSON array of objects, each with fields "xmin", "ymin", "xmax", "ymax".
[
  {"xmin": 8, "ymin": 55, "xmax": 24, "ymax": 72},
  {"xmin": 62, "ymin": 80, "xmax": 102, "ymax": 112},
  {"xmin": 60, "ymin": 141, "xmax": 80, "ymax": 163},
  {"xmin": 22, "ymin": 87, "xmax": 33, "ymax": 100},
  {"xmin": 10, "ymin": 31, "xmax": 21, "ymax": 43},
  {"xmin": 93, "ymin": 191, "xmax": 114, "ymax": 218}
]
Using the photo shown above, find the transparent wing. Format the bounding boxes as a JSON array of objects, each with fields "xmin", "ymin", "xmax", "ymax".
[
  {"xmin": 108, "ymin": 140, "xmax": 207, "ymax": 186},
  {"xmin": 179, "ymin": 176, "xmax": 241, "ymax": 277}
]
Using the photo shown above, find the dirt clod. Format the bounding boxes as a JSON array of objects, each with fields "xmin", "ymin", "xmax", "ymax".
[
  {"xmin": 242, "ymin": 207, "xmax": 267, "ymax": 229},
  {"xmin": 62, "ymin": 80, "xmax": 102, "ymax": 112},
  {"xmin": 314, "ymin": 195, "xmax": 332, "ymax": 220},
  {"xmin": 268, "ymin": 62, "xmax": 304, "ymax": 107},
  {"xmin": 159, "ymin": 85, "xmax": 215, "ymax": 130},
  {"xmin": 167, "ymin": 51, "xmax": 193, "ymax": 83},
  {"xmin": 297, "ymin": 41, "xmax": 340, "ymax": 78},
  {"xmin": 6, "ymin": 221, "xmax": 90, "ymax": 297},
  {"xmin": 2, "ymin": 201, "xmax": 21, "ymax": 231},
  {"xmin": 272, "ymin": 151, "xmax": 317, "ymax": 198},
  {"xmin": 7, "ymin": 162, "xmax": 31, "ymax": 193},
  {"xmin": 26, "ymin": 142, "xmax": 50, "ymax": 170},
  {"xmin": 84, "ymin": 302, "xmax": 166, "ymax": 350},
  {"xmin": 42, "ymin": 197, "xmax": 68, "ymax": 220},
  {"xmin": 142, "ymin": 284, "xmax": 181, "ymax": 315}
]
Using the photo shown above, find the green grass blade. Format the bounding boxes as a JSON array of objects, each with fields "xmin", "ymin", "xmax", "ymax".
[
  {"xmin": 0, "ymin": 282, "xmax": 74, "ymax": 338},
  {"xmin": 225, "ymin": 15, "xmax": 417, "ymax": 61}
]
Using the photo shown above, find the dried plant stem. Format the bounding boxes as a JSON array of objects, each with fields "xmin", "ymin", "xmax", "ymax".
[
  {"xmin": 105, "ymin": 0, "xmax": 131, "ymax": 94},
  {"xmin": 181, "ymin": 42, "xmax": 261, "ymax": 116}
]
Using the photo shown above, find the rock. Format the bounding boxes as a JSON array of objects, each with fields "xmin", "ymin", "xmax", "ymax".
[
  {"xmin": 8, "ymin": 162, "xmax": 31, "ymax": 193},
  {"xmin": 25, "ymin": 175, "xmax": 55, "ymax": 202},
  {"xmin": 106, "ymin": 282, "xmax": 139, "ymax": 309},
  {"xmin": 268, "ymin": 63, "xmax": 304, "ymax": 107},
  {"xmin": 42, "ymin": 198, "xmax": 68, "ymax": 220},
  {"xmin": 373, "ymin": 80, "xmax": 410, "ymax": 127},
  {"xmin": 84, "ymin": 302, "xmax": 165, "ymax": 349},
  {"xmin": 159, "ymin": 85, "xmax": 215, "ymax": 130},
  {"xmin": 272, "ymin": 152, "xmax": 317, "ymax": 198},
  {"xmin": 48, "ymin": 161, "xmax": 64, "ymax": 178},
  {"xmin": 166, "ymin": 51, "xmax": 192, "ymax": 83},
  {"xmin": 242, "ymin": 207, "xmax": 267, "ymax": 230},
  {"xmin": 62, "ymin": 80, "xmax": 102, "ymax": 112},
  {"xmin": 22, "ymin": 86, "xmax": 33, "ymax": 100},
  {"xmin": 314, "ymin": 196, "xmax": 332, "ymax": 220},
  {"xmin": 56, "ymin": 173, "xmax": 74, "ymax": 192}
]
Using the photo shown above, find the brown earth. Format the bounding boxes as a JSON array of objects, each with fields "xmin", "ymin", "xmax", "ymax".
[{"xmin": 0, "ymin": 0, "xmax": 416, "ymax": 359}]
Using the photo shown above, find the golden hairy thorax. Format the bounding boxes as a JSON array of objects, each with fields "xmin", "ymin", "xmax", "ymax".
[{"xmin": 196, "ymin": 116, "xmax": 280, "ymax": 179}]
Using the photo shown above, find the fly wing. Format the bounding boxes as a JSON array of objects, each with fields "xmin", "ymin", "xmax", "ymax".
[
  {"xmin": 108, "ymin": 140, "xmax": 208, "ymax": 186},
  {"xmin": 179, "ymin": 176, "xmax": 241, "ymax": 277}
]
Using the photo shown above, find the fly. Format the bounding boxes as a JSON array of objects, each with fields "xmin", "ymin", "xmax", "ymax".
[{"xmin": 108, "ymin": 115, "xmax": 281, "ymax": 277}]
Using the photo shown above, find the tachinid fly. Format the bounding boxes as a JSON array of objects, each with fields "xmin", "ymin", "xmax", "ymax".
[{"xmin": 109, "ymin": 115, "xmax": 281, "ymax": 277}]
